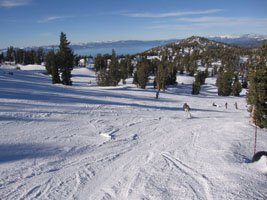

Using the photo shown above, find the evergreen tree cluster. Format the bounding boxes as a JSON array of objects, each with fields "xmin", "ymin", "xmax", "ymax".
[
  {"xmin": 247, "ymin": 40, "xmax": 267, "ymax": 128},
  {"xmin": 133, "ymin": 54, "xmax": 178, "ymax": 90},
  {"xmin": 134, "ymin": 58, "xmax": 150, "ymax": 89},
  {"xmin": 192, "ymin": 71, "xmax": 207, "ymax": 95},
  {"xmin": 216, "ymin": 68, "xmax": 242, "ymax": 96},
  {"xmin": 2, "ymin": 46, "xmax": 45, "ymax": 65},
  {"xmin": 95, "ymin": 50, "xmax": 134, "ymax": 86}
]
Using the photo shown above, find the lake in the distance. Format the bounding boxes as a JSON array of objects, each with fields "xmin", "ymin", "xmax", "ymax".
[{"xmin": 74, "ymin": 45, "xmax": 154, "ymax": 56}]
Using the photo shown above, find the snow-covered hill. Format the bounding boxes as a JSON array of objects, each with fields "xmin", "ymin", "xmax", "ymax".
[{"xmin": 0, "ymin": 64, "xmax": 266, "ymax": 200}]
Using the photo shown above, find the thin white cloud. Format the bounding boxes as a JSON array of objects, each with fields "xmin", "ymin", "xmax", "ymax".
[
  {"xmin": 0, "ymin": 0, "xmax": 31, "ymax": 7},
  {"xmin": 149, "ymin": 17, "xmax": 267, "ymax": 29},
  {"xmin": 148, "ymin": 24, "xmax": 194, "ymax": 30},
  {"xmin": 37, "ymin": 16, "xmax": 73, "ymax": 23},
  {"xmin": 175, "ymin": 17, "xmax": 233, "ymax": 23},
  {"xmin": 123, "ymin": 9, "xmax": 223, "ymax": 18},
  {"xmin": 196, "ymin": 17, "xmax": 267, "ymax": 28}
]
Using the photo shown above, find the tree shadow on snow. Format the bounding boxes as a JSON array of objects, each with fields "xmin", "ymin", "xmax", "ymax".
[
  {"xmin": 0, "ymin": 143, "xmax": 61, "ymax": 164},
  {"xmin": 0, "ymin": 70, "xmax": 226, "ymax": 114}
]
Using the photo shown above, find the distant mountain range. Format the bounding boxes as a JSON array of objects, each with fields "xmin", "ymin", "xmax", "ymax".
[
  {"xmin": 208, "ymin": 34, "xmax": 267, "ymax": 47},
  {"xmin": 68, "ymin": 34, "xmax": 267, "ymax": 50},
  {"xmin": 1, "ymin": 34, "xmax": 266, "ymax": 54},
  {"xmin": 70, "ymin": 39, "xmax": 179, "ymax": 50}
]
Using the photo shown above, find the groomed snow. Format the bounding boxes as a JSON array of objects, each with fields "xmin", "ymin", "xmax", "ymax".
[{"xmin": 0, "ymin": 64, "xmax": 266, "ymax": 200}]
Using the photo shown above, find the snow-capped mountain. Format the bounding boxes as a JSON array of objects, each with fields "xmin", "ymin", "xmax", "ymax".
[
  {"xmin": 209, "ymin": 33, "xmax": 267, "ymax": 47},
  {"xmin": 219, "ymin": 33, "xmax": 266, "ymax": 40}
]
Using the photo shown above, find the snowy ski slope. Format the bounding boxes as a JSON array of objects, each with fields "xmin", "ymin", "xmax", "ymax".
[{"xmin": 0, "ymin": 64, "xmax": 266, "ymax": 200}]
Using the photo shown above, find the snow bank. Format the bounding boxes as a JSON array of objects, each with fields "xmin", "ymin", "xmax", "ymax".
[{"xmin": 250, "ymin": 156, "xmax": 267, "ymax": 174}]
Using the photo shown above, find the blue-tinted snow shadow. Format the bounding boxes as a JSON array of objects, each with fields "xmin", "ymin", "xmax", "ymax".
[
  {"xmin": 0, "ymin": 143, "xmax": 62, "ymax": 164},
  {"xmin": 0, "ymin": 69, "xmax": 225, "ymax": 113},
  {"xmin": 233, "ymin": 152, "xmax": 252, "ymax": 163},
  {"xmin": 229, "ymin": 142, "xmax": 253, "ymax": 164}
]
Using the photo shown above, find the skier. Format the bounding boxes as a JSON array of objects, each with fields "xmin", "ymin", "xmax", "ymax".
[
  {"xmin": 183, "ymin": 103, "xmax": 190, "ymax": 111},
  {"xmin": 156, "ymin": 90, "xmax": 160, "ymax": 99},
  {"xmin": 234, "ymin": 102, "xmax": 238, "ymax": 109},
  {"xmin": 225, "ymin": 102, "xmax": 228, "ymax": 109},
  {"xmin": 183, "ymin": 103, "xmax": 191, "ymax": 117}
]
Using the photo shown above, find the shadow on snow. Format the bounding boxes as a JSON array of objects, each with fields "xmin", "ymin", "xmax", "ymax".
[{"xmin": 0, "ymin": 143, "xmax": 61, "ymax": 164}]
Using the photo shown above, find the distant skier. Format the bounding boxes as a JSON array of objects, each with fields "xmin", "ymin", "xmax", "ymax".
[
  {"xmin": 225, "ymin": 102, "xmax": 228, "ymax": 109},
  {"xmin": 234, "ymin": 102, "xmax": 238, "ymax": 109},
  {"xmin": 183, "ymin": 103, "xmax": 191, "ymax": 118},
  {"xmin": 212, "ymin": 102, "xmax": 220, "ymax": 107},
  {"xmin": 156, "ymin": 90, "xmax": 160, "ymax": 99}
]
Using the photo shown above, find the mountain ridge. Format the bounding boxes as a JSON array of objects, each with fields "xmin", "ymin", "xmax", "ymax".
[{"xmin": 1, "ymin": 33, "xmax": 266, "ymax": 54}]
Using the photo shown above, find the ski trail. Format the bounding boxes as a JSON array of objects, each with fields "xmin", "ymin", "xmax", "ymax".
[
  {"xmin": 191, "ymin": 131, "xmax": 201, "ymax": 160},
  {"xmin": 191, "ymin": 131, "xmax": 200, "ymax": 149},
  {"xmin": 162, "ymin": 152, "xmax": 213, "ymax": 200}
]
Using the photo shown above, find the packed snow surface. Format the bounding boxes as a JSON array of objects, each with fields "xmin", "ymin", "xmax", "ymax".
[{"xmin": 0, "ymin": 64, "xmax": 266, "ymax": 200}]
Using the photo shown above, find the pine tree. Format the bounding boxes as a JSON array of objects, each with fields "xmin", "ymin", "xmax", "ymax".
[
  {"xmin": 94, "ymin": 53, "xmax": 105, "ymax": 72},
  {"xmin": 6, "ymin": 46, "xmax": 14, "ymax": 62},
  {"xmin": 135, "ymin": 58, "xmax": 150, "ymax": 89},
  {"xmin": 51, "ymin": 52, "xmax": 61, "ymax": 84},
  {"xmin": 97, "ymin": 67, "xmax": 109, "ymax": 86},
  {"xmin": 125, "ymin": 55, "xmax": 133, "ymax": 78},
  {"xmin": 120, "ymin": 59, "xmax": 127, "ymax": 84},
  {"xmin": 188, "ymin": 52, "xmax": 198, "ymax": 76},
  {"xmin": 45, "ymin": 50, "xmax": 53, "ymax": 75},
  {"xmin": 247, "ymin": 40, "xmax": 267, "ymax": 128},
  {"xmin": 155, "ymin": 61, "xmax": 167, "ymax": 91},
  {"xmin": 57, "ymin": 32, "xmax": 74, "ymax": 85},
  {"xmin": 195, "ymin": 71, "xmax": 206, "ymax": 85},
  {"xmin": 108, "ymin": 49, "xmax": 121, "ymax": 86},
  {"xmin": 34, "ymin": 48, "xmax": 44, "ymax": 65},
  {"xmin": 232, "ymin": 75, "xmax": 242, "ymax": 96},
  {"xmin": 133, "ymin": 71, "xmax": 138, "ymax": 86},
  {"xmin": 15, "ymin": 49, "xmax": 25, "ymax": 64},
  {"xmin": 0, "ymin": 53, "xmax": 4, "ymax": 63},
  {"xmin": 242, "ymin": 76, "xmax": 248, "ymax": 89},
  {"xmin": 216, "ymin": 70, "xmax": 233, "ymax": 96},
  {"xmin": 192, "ymin": 81, "xmax": 201, "ymax": 95},
  {"xmin": 120, "ymin": 56, "xmax": 132, "ymax": 84},
  {"xmin": 45, "ymin": 50, "xmax": 60, "ymax": 83},
  {"xmin": 24, "ymin": 50, "xmax": 35, "ymax": 65},
  {"xmin": 183, "ymin": 53, "xmax": 190, "ymax": 73},
  {"xmin": 166, "ymin": 62, "xmax": 177, "ymax": 86}
]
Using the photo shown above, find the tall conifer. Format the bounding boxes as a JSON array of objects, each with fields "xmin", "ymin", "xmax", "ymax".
[
  {"xmin": 247, "ymin": 41, "xmax": 267, "ymax": 128},
  {"xmin": 108, "ymin": 49, "xmax": 121, "ymax": 86},
  {"xmin": 57, "ymin": 32, "xmax": 74, "ymax": 85}
]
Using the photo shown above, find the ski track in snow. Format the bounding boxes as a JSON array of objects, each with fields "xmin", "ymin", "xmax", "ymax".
[
  {"xmin": 162, "ymin": 152, "xmax": 213, "ymax": 200},
  {"xmin": 0, "ymin": 65, "xmax": 267, "ymax": 200}
]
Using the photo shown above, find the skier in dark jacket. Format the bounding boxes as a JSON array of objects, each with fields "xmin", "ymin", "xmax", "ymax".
[
  {"xmin": 183, "ymin": 103, "xmax": 191, "ymax": 118},
  {"xmin": 183, "ymin": 103, "xmax": 190, "ymax": 111}
]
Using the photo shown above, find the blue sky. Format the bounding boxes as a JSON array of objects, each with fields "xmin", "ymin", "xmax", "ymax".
[{"xmin": 0, "ymin": 0, "xmax": 266, "ymax": 48}]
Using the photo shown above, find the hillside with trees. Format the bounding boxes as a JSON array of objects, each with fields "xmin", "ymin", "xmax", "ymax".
[{"xmin": 1, "ymin": 35, "xmax": 265, "ymax": 128}]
